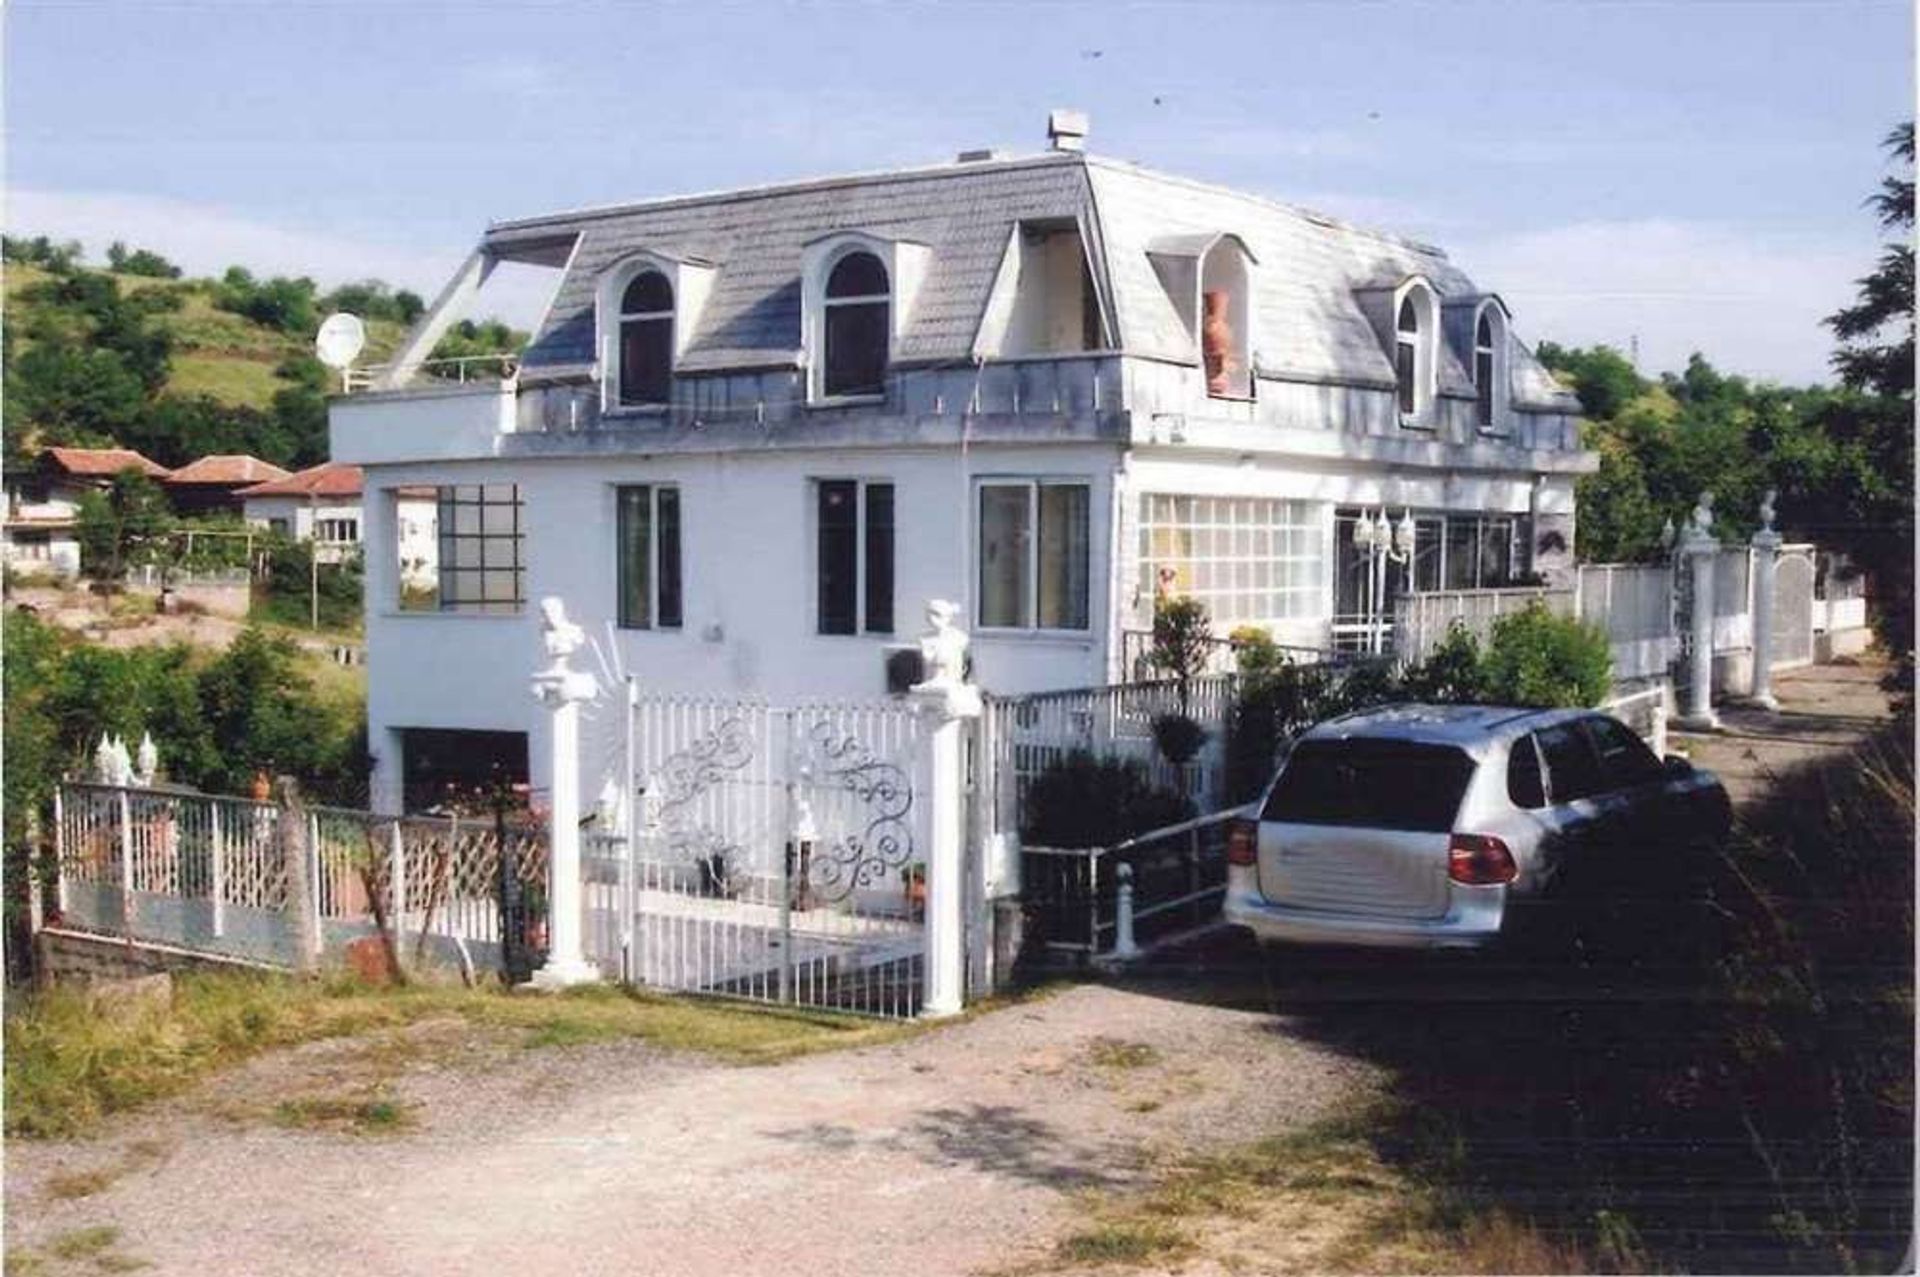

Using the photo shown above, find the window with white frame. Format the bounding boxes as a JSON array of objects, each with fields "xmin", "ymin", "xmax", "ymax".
[
  {"xmin": 399, "ymin": 484, "xmax": 524, "ymax": 615},
  {"xmin": 1395, "ymin": 296, "xmax": 1420, "ymax": 416},
  {"xmin": 815, "ymin": 479, "xmax": 894, "ymax": 635},
  {"xmin": 1393, "ymin": 281, "xmax": 1438, "ymax": 424},
  {"xmin": 821, "ymin": 252, "xmax": 890, "ymax": 399},
  {"xmin": 315, "ymin": 517, "xmax": 360, "ymax": 544},
  {"xmin": 1138, "ymin": 496, "xmax": 1325, "ymax": 626},
  {"xmin": 617, "ymin": 271, "xmax": 674, "ymax": 407},
  {"xmin": 616, "ymin": 484, "xmax": 682, "ymax": 629},
  {"xmin": 1474, "ymin": 312, "xmax": 1497, "ymax": 428},
  {"xmin": 978, "ymin": 480, "xmax": 1090, "ymax": 631}
]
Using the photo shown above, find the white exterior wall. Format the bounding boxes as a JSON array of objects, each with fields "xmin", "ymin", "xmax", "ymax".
[{"xmin": 359, "ymin": 444, "xmax": 1120, "ymax": 812}]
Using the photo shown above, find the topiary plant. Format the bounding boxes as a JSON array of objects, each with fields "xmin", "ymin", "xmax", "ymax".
[
  {"xmin": 1020, "ymin": 751, "xmax": 1195, "ymax": 849},
  {"xmin": 1150, "ymin": 712, "xmax": 1207, "ymax": 767}
]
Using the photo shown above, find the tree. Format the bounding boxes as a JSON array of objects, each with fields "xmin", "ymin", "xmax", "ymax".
[
  {"xmin": 1822, "ymin": 123, "xmax": 1914, "ymax": 689},
  {"xmin": 1537, "ymin": 342, "xmax": 1647, "ymax": 420},
  {"xmin": 105, "ymin": 241, "xmax": 182, "ymax": 279},
  {"xmin": 74, "ymin": 468, "xmax": 171, "ymax": 581}
]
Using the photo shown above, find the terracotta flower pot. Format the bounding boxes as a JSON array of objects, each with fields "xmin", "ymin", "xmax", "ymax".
[
  {"xmin": 249, "ymin": 771, "xmax": 272, "ymax": 802},
  {"xmin": 1202, "ymin": 290, "xmax": 1235, "ymax": 395}
]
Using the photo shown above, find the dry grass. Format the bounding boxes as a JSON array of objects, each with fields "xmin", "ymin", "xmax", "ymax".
[
  {"xmin": 4, "ymin": 972, "xmax": 906, "ymax": 1139},
  {"xmin": 1039, "ymin": 1100, "xmax": 1588, "ymax": 1275},
  {"xmin": 270, "ymin": 1094, "xmax": 416, "ymax": 1135},
  {"xmin": 1084, "ymin": 1038, "xmax": 1159, "ymax": 1071}
]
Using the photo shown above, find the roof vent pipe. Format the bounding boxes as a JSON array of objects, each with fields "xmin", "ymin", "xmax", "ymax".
[{"xmin": 1047, "ymin": 108, "xmax": 1089, "ymax": 152}]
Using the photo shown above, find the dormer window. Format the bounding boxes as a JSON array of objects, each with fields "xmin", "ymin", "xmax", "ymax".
[
  {"xmin": 1389, "ymin": 278, "xmax": 1438, "ymax": 425},
  {"xmin": 618, "ymin": 271, "xmax": 674, "ymax": 407},
  {"xmin": 1395, "ymin": 297, "xmax": 1419, "ymax": 415},
  {"xmin": 1146, "ymin": 232, "xmax": 1258, "ymax": 402},
  {"xmin": 822, "ymin": 251, "xmax": 890, "ymax": 398},
  {"xmin": 1473, "ymin": 312, "xmax": 1495, "ymax": 427}
]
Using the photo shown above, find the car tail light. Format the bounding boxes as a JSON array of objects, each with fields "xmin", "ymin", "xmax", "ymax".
[
  {"xmin": 1225, "ymin": 819, "xmax": 1258, "ymax": 866},
  {"xmin": 1448, "ymin": 833, "xmax": 1516, "ymax": 885}
]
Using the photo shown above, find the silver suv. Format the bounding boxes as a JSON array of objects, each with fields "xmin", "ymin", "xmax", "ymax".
[{"xmin": 1222, "ymin": 704, "xmax": 1731, "ymax": 951}]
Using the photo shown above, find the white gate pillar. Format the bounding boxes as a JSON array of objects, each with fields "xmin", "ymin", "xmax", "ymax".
[
  {"xmin": 1748, "ymin": 490, "xmax": 1782, "ymax": 711},
  {"xmin": 530, "ymin": 599, "xmax": 602, "ymax": 990},
  {"xmin": 1677, "ymin": 494, "xmax": 1721, "ymax": 730},
  {"xmin": 908, "ymin": 600, "xmax": 982, "ymax": 1020}
]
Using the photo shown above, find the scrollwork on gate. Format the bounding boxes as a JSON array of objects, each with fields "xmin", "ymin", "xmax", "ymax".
[
  {"xmin": 802, "ymin": 718, "xmax": 915, "ymax": 904},
  {"xmin": 645, "ymin": 716, "xmax": 756, "ymax": 886}
]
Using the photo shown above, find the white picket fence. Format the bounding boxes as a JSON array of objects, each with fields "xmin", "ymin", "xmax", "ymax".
[{"xmin": 54, "ymin": 782, "xmax": 545, "ymax": 972}]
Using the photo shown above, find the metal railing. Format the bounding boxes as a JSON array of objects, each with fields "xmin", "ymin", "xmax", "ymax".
[
  {"xmin": 342, "ymin": 353, "xmax": 520, "ymax": 393},
  {"xmin": 1021, "ymin": 807, "xmax": 1248, "ymax": 960}
]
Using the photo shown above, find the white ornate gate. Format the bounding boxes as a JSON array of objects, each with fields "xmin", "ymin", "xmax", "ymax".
[
  {"xmin": 584, "ymin": 694, "xmax": 931, "ymax": 1018},
  {"xmin": 1772, "ymin": 545, "xmax": 1817, "ymax": 669}
]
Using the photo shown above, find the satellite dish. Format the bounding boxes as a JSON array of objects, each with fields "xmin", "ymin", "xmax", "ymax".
[{"xmin": 314, "ymin": 312, "xmax": 367, "ymax": 369}]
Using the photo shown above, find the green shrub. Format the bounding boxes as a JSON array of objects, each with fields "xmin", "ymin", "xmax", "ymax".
[
  {"xmin": 1150, "ymin": 595, "xmax": 1213, "ymax": 690},
  {"xmin": 1400, "ymin": 624, "xmax": 1489, "ymax": 703},
  {"xmin": 1150, "ymin": 713, "xmax": 1207, "ymax": 766},
  {"xmin": 1021, "ymin": 751, "xmax": 1194, "ymax": 849},
  {"xmin": 1479, "ymin": 602, "xmax": 1612, "ymax": 707}
]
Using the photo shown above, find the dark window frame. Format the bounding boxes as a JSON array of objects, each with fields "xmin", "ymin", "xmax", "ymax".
[
  {"xmin": 821, "ymin": 251, "xmax": 890, "ymax": 400},
  {"xmin": 815, "ymin": 478, "xmax": 895, "ymax": 636},
  {"xmin": 432, "ymin": 484, "xmax": 525, "ymax": 616},
  {"xmin": 976, "ymin": 479, "xmax": 1092, "ymax": 632},
  {"xmin": 616, "ymin": 269, "xmax": 674, "ymax": 408},
  {"xmin": 1473, "ymin": 310, "xmax": 1497, "ymax": 429},
  {"xmin": 616, "ymin": 483, "xmax": 683, "ymax": 631}
]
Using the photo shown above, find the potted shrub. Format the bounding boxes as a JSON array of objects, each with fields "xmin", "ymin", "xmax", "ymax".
[
  {"xmin": 902, "ymin": 863, "xmax": 927, "ymax": 919},
  {"xmin": 1151, "ymin": 712, "xmax": 1207, "ymax": 767}
]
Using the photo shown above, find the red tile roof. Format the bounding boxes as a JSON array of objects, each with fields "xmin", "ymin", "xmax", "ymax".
[
  {"xmin": 44, "ymin": 446, "xmax": 172, "ymax": 479},
  {"xmin": 164, "ymin": 455, "xmax": 292, "ymax": 486},
  {"xmin": 235, "ymin": 462, "xmax": 364, "ymax": 500}
]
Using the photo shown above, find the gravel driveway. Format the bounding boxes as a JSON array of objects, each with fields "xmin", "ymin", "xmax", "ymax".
[{"xmin": 6, "ymin": 983, "xmax": 1375, "ymax": 1275}]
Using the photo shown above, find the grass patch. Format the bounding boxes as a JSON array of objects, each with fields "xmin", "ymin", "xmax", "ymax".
[
  {"xmin": 1046, "ymin": 1101, "xmax": 1586, "ymax": 1275},
  {"xmin": 1084, "ymin": 1037, "xmax": 1159, "ymax": 1071},
  {"xmin": 4, "ymin": 1252, "xmax": 46, "ymax": 1276},
  {"xmin": 41, "ymin": 1168, "xmax": 115, "ymax": 1201},
  {"xmin": 46, "ymin": 1228, "xmax": 118, "ymax": 1261},
  {"xmin": 4, "ymin": 971, "xmax": 904, "ymax": 1139},
  {"xmin": 271, "ymin": 1095, "xmax": 414, "ymax": 1135},
  {"xmin": 1055, "ymin": 1219, "xmax": 1195, "ymax": 1266}
]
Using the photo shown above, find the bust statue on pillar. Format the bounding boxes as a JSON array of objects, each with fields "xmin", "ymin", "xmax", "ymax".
[
  {"xmin": 910, "ymin": 599, "xmax": 982, "ymax": 720},
  {"xmin": 1677, "ymin": 491, "xmax": 1722, "ymax": 729},
  {"xmin": 528, "ymin": 597, "xmax": 602, "ymax": 990},
  {"xmin": 532, "ymin": 598, "xmax": 600, "ymax": 708},
  {"xmin": 1748, "ymin": 489, "xmax": 1783, "ymax": 711}
]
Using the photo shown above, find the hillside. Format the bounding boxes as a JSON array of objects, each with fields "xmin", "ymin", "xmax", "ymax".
[{"xmin": 2, "ymin": 245, "xmax": 521, "ymax": 472}]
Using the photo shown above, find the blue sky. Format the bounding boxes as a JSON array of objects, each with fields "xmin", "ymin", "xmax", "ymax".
[{"xmin": 6, "ymin": 0, "xmax": 1912, "ymax": 383}]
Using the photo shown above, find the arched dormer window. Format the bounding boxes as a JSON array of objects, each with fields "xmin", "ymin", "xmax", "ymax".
[
  {"xmin": 618, "ymin": 270, "xmax": 674, "ymax": 407},
  {"xmin": 822, "ymin": 251, "xmax": 890, "ymax": 399},
  {"xmin": 1473, "ymin": 311, "xmax": 1495, "ymax": 427},
  {"xmin": 1395, "ymin": 297, "xmax": 1419, "ymax": 415},
  {"xmin": 1391, "ymin": 279, "xmax": 1438, "ymax": 425}
]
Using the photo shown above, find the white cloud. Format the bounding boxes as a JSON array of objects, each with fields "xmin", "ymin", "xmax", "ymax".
[
  {"xmin": 4, "ymin": 188, "xmax": 555, "ymax": 328},
  {"xmin": 1450, "ymin": 219, "xmax": 1867, "ymax": 385}
]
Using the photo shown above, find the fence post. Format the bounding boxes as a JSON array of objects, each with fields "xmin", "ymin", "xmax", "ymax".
[
  {"xmin": 210, "ymin": 801, "xmax": 226, "ymax": 938},
  {"xmin": 529, "ymin": 598, "xmax": 602, "ymax": 990},
  {"xmin": 52, "ymin": 785, "xmax": 66, "ymax": 919},
  {"xmin": 908, "ymin": 599, "xmax": 983, "ymax": 1019},
  {"xmin": 388, "ymin": 818, "xmax": 405, "ymax": 956},
  {"xmin": 117, "ymin": 788, "xmax": 135, "ymax": 942},
  {"xmin": 278, "ymin": 779, "xmax": 320, "ymax": 973},
  {"xmin": 1677, "ymin": 499, "xmax": 1721, "ymax": 730},
  {"xmin": 1111, "ymin": 862, "xmax": 1141, "ymax": 961},
  {"xmin": 1749, "ymin": 499, "xmax": 1782, "ymax": 711}
]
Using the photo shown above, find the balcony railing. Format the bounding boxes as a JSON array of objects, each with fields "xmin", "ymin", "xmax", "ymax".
[{"xmin": 341, "ymin": 354, "xmax": 521, "ymax": 394}]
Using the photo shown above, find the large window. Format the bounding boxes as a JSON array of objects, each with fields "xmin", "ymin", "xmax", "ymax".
[
  {"xmin": 400, "ymin": 484, "xmax": 523, "ymax": 615},
  {"xmin": 822, "ymin": 252, "xmax": 890, "ymax": 399},
  {"xmin": 1138, "ymin": 495, "xmax": 1324, "ymax": 626},
  {"xmin": 616, "ymin": 484, "xmax": 682, "ymax": 630},
  {"xmin": 617, "ymin": 271, "xmax": 674, "ymax": 407},
  {"xmin": 978, "ymin": 480, "xmax": 1089, "ymax": 631},
  {"xmin": 816, "ymin": 480, "xmax": 893, "ymax": 635},
  {"xmin": 316, "ymin": 517, "xmax": 360, "ymax": 545}
]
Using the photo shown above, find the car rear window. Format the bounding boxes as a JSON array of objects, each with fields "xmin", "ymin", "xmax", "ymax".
[{"xmin": 1261, "ymin": 739, "xmax": 1476, "ymax": 833}]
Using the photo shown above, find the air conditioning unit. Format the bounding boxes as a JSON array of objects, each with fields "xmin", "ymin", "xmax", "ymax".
[{"xmin": 883, "ymin": 646, "xmax": 925, "ymax": 696}]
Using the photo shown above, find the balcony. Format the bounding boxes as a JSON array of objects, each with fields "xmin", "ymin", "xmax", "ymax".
[{"xmin": 329, "ymin": 356, "xmax": 520, "ymax": 466}]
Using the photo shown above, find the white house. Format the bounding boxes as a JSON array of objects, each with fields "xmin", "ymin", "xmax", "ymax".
[
  {"xmin": 238, "ymin": 462, "xmax": 438, "ymax": 583},
  {"xmin": 330, "ymin": 112, "xmax": 1595, "ymax": 811},
  {"xmin": 3, "ymin": 446, "xmax": 173, "ymax": 580}
]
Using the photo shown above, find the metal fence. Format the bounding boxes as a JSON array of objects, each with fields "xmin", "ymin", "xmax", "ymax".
[
  {"xmin": 1021, "ymin": 809, "xmax": 1245, "ymax": 960},
  {"xmin": 582, "ymin": 693, "xmax": 932, "ymax": 1019},
  {"xmin": 54, "ymin": 782, "xmax": 545, "ymax": 974}
]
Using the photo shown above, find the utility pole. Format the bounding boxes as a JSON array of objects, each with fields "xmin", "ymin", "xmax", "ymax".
[{"xmin": 308, "ymin": 491, "xmax": 319, "ymax": 630}]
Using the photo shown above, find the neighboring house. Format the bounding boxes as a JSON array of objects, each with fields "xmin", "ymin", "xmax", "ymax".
[
  {"xmin": 2, "ymin": 446, "xmax": 172, "ymax": 580},
  {"xmin": 329, "ymin": 112, "xmax": 1595, "ymax": 809},
  {"xmin": 238, "ymin": 462, "xmax": 366, "ymax": 564},
  {"xmin": 237, "ymin": 462, "xmax": 437, "ymax": 576},
  {"xmin": 164, "ymin": 454, "xmax": 291, "ymax": 516}
]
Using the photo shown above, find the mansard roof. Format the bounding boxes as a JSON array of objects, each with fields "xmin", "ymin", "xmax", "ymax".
[{"xmin": 495, "ymin": 151, "xmax": 1578, "ymax": 412}]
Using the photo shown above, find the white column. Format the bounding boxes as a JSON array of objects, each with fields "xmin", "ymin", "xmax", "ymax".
[
  {"xmin": 529, "ymin": 600, "xmax": 602, "ymax": 990},
  {"xmin": 1749, "ymin": 528, "xmax": 1782, "ymax": 711},
  {"xmin": 1678, "ymin": 524, "xmax": 1721, "ymax": 730},
  {"xmin": 907, "ymin": 599, "xmax": 982, "ymax": 1019}
]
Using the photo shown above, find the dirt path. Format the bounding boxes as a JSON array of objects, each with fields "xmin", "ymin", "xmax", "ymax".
[
  {"xmin": 5, "ymin": 984, "xmax": 1376, "ymax": 1276},
  {"xmin": 1672, "ymin": 659, "xmax": 1893, "ymax": 805}
]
